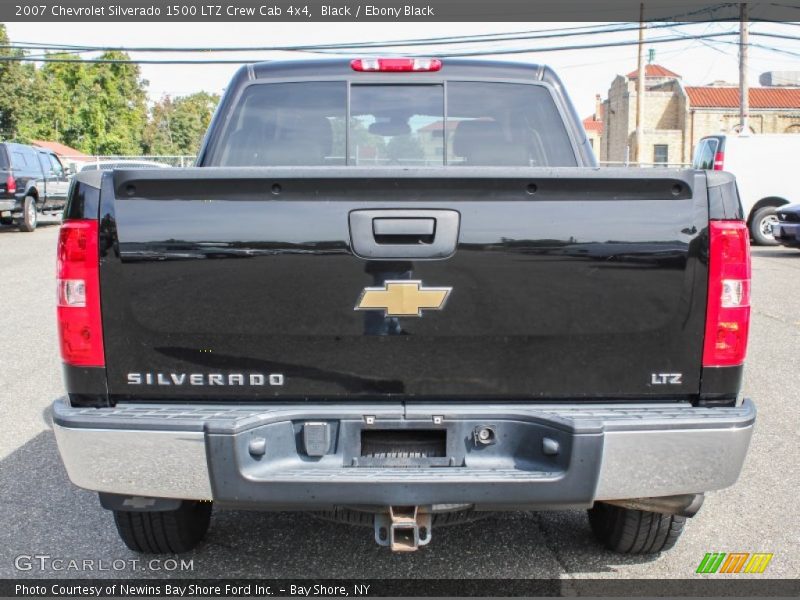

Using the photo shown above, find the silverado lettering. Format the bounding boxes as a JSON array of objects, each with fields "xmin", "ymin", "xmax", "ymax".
[
  {"xmin": 126, "ymin": 373, "xmax": 285, "ymax": 386},
  {"xmin": 52, "ymin": 57, "xmax": 755, "ymax": 557}
]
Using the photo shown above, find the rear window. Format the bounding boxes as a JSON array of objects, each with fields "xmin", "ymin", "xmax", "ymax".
[
  {"xmin": 693, "ymin": 138, "xmax": 719, "ymax": 170},
  {"xmin": 209, "ymin": 81, "xmax": 576, "ymax": 167},
  {"xmin": 38, "ymin": 153, "xmax": 51, "ymax": 174},
  {"xmin": 11, "ymin": 151, "xmax": 27, "ymax": 169},
  {"xmin": 49, "ymin": 154, "xmax": 64, "ymax": 176},
  {"xmin": 350, "ymin": 84, "xmax": 443, "ymax": 166},
  {"xmin": 215, "ymin": 81, "xmax": 347, "ymax": 166},
  {"xmin": 23, "ymin": 147, "xmax": 40, "ymax": 171},
  {"xmin": 447, "ymin": 82, "xmax": 577, "ymax": 167}
]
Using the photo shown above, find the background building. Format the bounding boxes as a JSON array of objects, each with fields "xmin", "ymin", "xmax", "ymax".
[
  {"xmin": 583, "ymin": 94, "xmax": 604, "ymax": 154},
  {"xmin": 591, "ymin": 64, "xmax": 800, "ymax": 165}
]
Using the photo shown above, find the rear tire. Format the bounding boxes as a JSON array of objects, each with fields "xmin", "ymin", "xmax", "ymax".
[
  {"xmin": 112, "ymin": 501, "xmax": 212, "ymax": 554},
  {"xmin": 750, "ymin": 206, "xmax": 780, "ymax": 246},
  {"xmin": 18, "ymin": 196, "xmax": 37, "ymax": 232},
  {"xmin": 588, "ymin": 503, "xmax": 686, "ymax": 554}
]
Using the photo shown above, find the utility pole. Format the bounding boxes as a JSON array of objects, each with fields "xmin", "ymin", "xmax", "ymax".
[
  {"xmin": 739, "ymin": 2, "xmax": 749, "ymax": 133},
  {"xmin": 635, "ymin": 2, "xmax": 646, "ymax": 164}
]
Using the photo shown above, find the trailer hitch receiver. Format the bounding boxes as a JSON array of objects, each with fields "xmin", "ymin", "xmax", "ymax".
[{"xmin": 374, "ymin": 506, "xmax": 432, "ymax": 552}]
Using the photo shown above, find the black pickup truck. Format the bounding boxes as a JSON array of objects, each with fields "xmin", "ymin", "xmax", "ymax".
[
  {"xmin": 53, "ymin": 58, "xmax": 755, "ymax": 555},
  {"xmin": 0, "ymin": 142, "xmax": 70, "ymax": 231}
]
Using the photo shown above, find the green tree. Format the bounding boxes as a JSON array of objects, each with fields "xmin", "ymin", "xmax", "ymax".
[
  {"xmin": 332, "ymin": 117, "xmax": 386, "ymax": 163},
  {"xmin": 144, "ymin": 92, "xmax": 219, "ymax": 156},
  {"xmin": 17, "ymin": 53, "xmax": 90, "ymax": 145},
  {"xmin": 11, "ymin": 48, "xmax": 148, "ymax": 154},
  {"xmin": 0, "ymin": 27, "xmax": 216, "ymax": 157},
  {"xmin": 386, "ymin": 134, "xmax": 424, "ymax": 162},
  {"xmin": 0, "ymin": 24, "xmax": 35, "ymax": 141},
  {"xmin": 81, "ymin": 51, "xmax": 149, "ymax": 154}
]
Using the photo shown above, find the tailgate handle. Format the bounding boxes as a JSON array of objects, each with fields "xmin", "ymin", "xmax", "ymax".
[
  {"xmin": 373, "ymin": 218, "xmax": 435, "ymax": 243},
  {"xmin": 350, "ymin": 209, "xmax": 460, "ymax": 260}
]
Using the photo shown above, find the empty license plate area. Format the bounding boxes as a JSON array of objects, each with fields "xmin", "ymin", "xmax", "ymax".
[
  {"xmin": 339, "ymin": 419, "xmax": 576, "ymax": 472},
  {"xmin": 357, "ymin": 429, "xmax": 450, "ymax": 467}
]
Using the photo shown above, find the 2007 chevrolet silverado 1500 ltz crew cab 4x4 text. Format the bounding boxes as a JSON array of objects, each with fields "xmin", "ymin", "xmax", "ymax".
[{"xmin": 53, "ymin": 58, "xmax": 754, "ymax": 555}]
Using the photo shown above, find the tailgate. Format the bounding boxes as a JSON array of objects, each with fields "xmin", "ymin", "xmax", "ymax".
[{"xmin": 100, "ymin": 168, "xmax": 708, "ymax": 401}]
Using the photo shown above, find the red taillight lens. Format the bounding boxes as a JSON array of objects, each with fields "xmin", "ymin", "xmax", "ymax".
[
  {"xmin": 703, "ymin": 221, "xmax": 751, "ymax": 367},
  {"xmin": 713, "ymin": 151, "xmax": 725, "ymax": 171},
  {"xmin": 57, "ymin": 219, "xmax": 104, "ymax": 367},
  {"xmin": 6, "ymin": 174, "xmax": 16, "ymax": 195},
  {"xmin": 351, "ymin": 58, "xmax": 442, "ymax": 72}
]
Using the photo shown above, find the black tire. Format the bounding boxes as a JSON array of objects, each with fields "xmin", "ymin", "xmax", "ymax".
[
  {"xmin": 112, "ymin": 501, "xmax": 212, "ymax": 554},
  {"xmin": 18, "ymin": 195, "xmax": 37, "ymax": 232},
  {"xmin": 0, "ymin": 215, "xmax": 12, "ymax": 226},
  {"xmin": 588, "ymin": 503, "xmax": 686, "ymax": 554},
  {"xmin": 750, "ymin": 206, "xmax": 780, "ymax": 246}
]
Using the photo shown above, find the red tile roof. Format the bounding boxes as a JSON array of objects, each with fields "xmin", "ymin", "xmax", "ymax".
[
  {"xmin": 685, "ymin": 86, "xmax": 800, "ymax": 109},
  {"xmin": 583, "ymin": 116, "xmax": 604, "ymax": 133},
  {"xmin": 419, "ymin": 120, "xmax": 453, "ymax": 132},
  {"xmin": 627, "ymin": 64, "xmax": 681, "ymax": 79},
  {"xmin": 32, "ymin": 140, "xmax": 88, "ymax": 158}
]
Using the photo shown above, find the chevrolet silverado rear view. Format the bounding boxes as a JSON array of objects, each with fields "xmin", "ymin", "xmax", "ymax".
[{"xmin": 52, "ymin": 58, "xmax": 755, "ymax": 555}]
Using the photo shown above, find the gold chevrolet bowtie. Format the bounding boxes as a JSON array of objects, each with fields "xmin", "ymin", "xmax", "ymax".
[{"xmin": 355, "ymin": 280, "xmax": 452, "ymax": 317}]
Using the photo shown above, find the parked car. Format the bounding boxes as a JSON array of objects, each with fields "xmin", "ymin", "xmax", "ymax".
[
  {"xmin": 0, "ymin": 142, "xmax": 70, "ymax": 231},
  {"xmin": 53, "ymin": 58, "xmax": 754, "ymax": 556},
  {"xmin": 772, "ymin": 203, "xmax": 800, "ymax": 248},
  {"xmin": 693, "ymin": 133, "xmax": 800, "ymax": 245},
  {"xmin": 80, "ymin": 160, "xmax": 171, "ymax": 171}
]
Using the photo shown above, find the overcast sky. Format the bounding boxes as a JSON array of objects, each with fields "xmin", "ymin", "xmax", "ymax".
[{"xmin": 6, "ymin": 21, "xmax": 799, "ymax": 117}]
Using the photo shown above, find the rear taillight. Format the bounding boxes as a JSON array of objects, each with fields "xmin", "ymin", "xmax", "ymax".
[
  {"xmin": 6, "ymin": 174, "xmax": 16, "ymax": 194},
  {"xmin": 57, "ymin": 219, "xmax": 104, "ymax": 367},
  {"xmin": 703, "ymin": 221, "xmax": 751, "ymax": 367},
  {"xmin": 351, "ymin": 58, "xmax": 442, "ymax": 72},
  {"xmin": 713, "ymin": 151, "xmax": 725, "ymax": 170}
]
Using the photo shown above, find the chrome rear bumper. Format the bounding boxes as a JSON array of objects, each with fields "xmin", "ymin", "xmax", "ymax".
[{"xmin": 53, "ymin": 398, "xmax": 755, "ymax": 507}]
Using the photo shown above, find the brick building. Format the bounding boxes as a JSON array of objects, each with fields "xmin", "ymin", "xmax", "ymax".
[
  {"xmin": 582, "ymin": 95, "xmax": 604, "ymax": 154},
  {"xmin": 591, "ymin": 64, "xmax": 800, "ymax": 165}
]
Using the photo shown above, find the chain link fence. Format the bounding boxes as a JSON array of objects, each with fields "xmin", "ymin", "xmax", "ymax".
[
  {"xmin": 599, "ymin": 161, "xmax": 692, "ymax": 168},
  {"xmin": 61, "ymin": 155, "xmax": 197, "ymax": 172},
  {"xmin": 60, "ymin": 155, "xmax": 692, "ymax": 171}
]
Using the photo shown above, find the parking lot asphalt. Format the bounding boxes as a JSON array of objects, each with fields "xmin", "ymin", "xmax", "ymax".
[{"xmin": 0, "ymin": 220, "xmax": 797, "ymax": 581}]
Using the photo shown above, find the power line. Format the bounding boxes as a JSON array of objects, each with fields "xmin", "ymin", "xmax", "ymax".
[
  {"xmin": 356, "ymin": 31, "xmax": 744, "ymax": 58},
  {"xmin": 1, "ymin": 1, "xmax": 737, "ymax": 55},
  {"xmin": 721, "ymin": 37, "xmax": 800, "ymax": 58},
  {"xmin": 768, "ymin": 2, "xmax": 800, "ymax": 11},
  {"xmin": 751, "ymin": 18, "xmax": 800, "ymax": 26},
  {"xmin": 0, "ymin": 22, "xmax": 704, "ymax": 54},
  {"xmin": 0, "ymin": 14, "xmax": 747, "ymax": 56},
  {"xmin": 5, "ymin": 22, "xmax": 639, "ymax": 52},
  {"xmin": 0, "ymin": 17, "xmax": 792, "ymax": 65},
  {"xmin": 745, "ymin": 30, "xmax": 800, "ymax": 41},
  {"xmin": 0, "ymin": 30, "xmax": 749, "ymax": 64}
]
